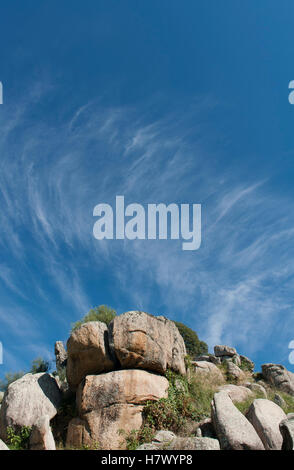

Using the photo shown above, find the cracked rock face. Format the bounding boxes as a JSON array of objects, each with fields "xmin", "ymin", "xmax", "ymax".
[
  {"xmin": 108, "ymin": 311, "xmax": 186, "ymax": 375},
  {"xmin": 66, "ymin": 321, "xmax": 116, "ymax": 391},
  {"xmin": 262, "ymin": 364, "xmax": 294, "ymax": 396},
  {"xmin": 66, "ymin": 369, "xmax": 169, "ymax": 450}
]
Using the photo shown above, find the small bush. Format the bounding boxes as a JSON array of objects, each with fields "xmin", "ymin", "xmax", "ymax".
[
  {"xmin": 30, "ymin": 357, "xmax": 50, "ymax": 374},
  {"xmin": 142, "ymin": 371, "xmax": 196, "ymax": 433},
  {"xmin": 122, "ymin": 368, "xmax": 224, "ymax": 449},
  {"xmin": 71, "ymin": 305, "xmax": 116, "ymax": 332},
  {"xmin": 118, "ymin": 428, "xmax": 155, "ymax": 450},
  {"xmin": 6, "ymin": 426, "xmax": 31, "ymax": 450}
]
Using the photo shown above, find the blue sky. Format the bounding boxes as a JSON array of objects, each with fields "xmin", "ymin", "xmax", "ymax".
[{"xmin": 0, "ymin": 0, "xmax": 294, "ymax": 377}]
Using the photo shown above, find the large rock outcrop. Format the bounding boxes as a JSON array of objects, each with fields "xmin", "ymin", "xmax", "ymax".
[
  {"xmin": 66, "ymin": 321, "xmax": 116, "ymax": 390},
  {"xmin": 211, "ymin": 391, "xmax": 264, "ymax": 450},
  {"xmin": 246, "ymin": 399, "xmax": 286, "ymax": 450},
  {"xmin": 261, "ymin": 364, "xmax": 294, "ymax": 396},
  {"xmin": 109, "ymin": 311, "xmax": 186, "ymax": 375},
  {"xmin": 0, "ymin": 373, "xmax": 61, "ymax": 441},
  {"xmin": 66, "ymin": 369, "xmax": 169, "ymax": 450}
]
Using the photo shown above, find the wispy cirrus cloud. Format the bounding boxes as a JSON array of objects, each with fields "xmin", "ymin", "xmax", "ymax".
[{"xmin": 0, "ymin": 86, "xmax": 293, "ymax": 375}]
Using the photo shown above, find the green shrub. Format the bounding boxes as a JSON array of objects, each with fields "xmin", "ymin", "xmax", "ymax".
[
  {"xmin": 6, "ymin": 426, "xmax": 31, "ymax": 450},
  {"xmin": 142, "ymin": 370, "xmax": 197, "ymax": 433},
  {"xmin": 71, "ymin": 305, "xmax": 116, "ymax": 332},
  {"xmin": 30, "ymin": 357, "xmax": 50, "ymax": 374},
  {"xmin": 121, "ymin": 368, "xmax": 223, "ymax": 449},
  {"xmin": 118, "ymin": 428, "xmax": 155, "ymax": 450},
  {"xmin": 174, "ymin": 322, "xmax": 208, "ymax": 358}
]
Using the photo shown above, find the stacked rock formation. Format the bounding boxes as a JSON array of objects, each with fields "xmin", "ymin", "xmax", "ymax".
[
  {"xmin": 65, "ymin": 311, "xmax": 186, "ymax": 449},
  {"xmin": 193, "ymin": 344, "xmax": 254, "ymax": 382},
  {"xmin": 1, "ymin": 313, "xmax": 294, "ymax": 451}
]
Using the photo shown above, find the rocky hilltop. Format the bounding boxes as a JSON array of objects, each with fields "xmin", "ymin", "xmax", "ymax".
[{"xmin": 0, "ymin": 310, "xmax": 294, "ymax": 451}]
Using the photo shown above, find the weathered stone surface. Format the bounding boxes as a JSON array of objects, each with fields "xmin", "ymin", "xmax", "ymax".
[
  {"xmin": 246, "ymin": 399, "xmax": 286, "ymax": 450},
  {"xmin": 66, "ymin": 321, "xmax": 116, "ymax": 390},
  {"xmin": 0, "ymin": 373, "xmax": 61, "ymax": 441},
  {"xmin": 109, "ymin": 311, "xmax": 186, "ymax": 375},
  {"xmin": 240, "ymin": 355, "xmax": 254, "ymax": 371},
  {"xmin": 137, "ymin": 443, "xmax": 159, "ymax": 450},
  {"xmin": 153, "ymin": 430, "xmax": 176, "ymax": 444},
  {"xmin": 137, "ymin": 433, "xmax": 220, "ymax": 450},
  {"xmin": 226, "ymin": 360, "xmax": 246, "ymax": 382},
  {"xmin": 214, "ymin": 345, "xmax": 237, "ymax": 357},
  {"xmin": 211, "ymin": 391, "xmax": 264, "ymax": 450},
  {"xmin": 245, "ymin": 382, "xmax": 267, "ymax": 398},
  {"xmin": 30, "ymin": 415, "xmax": 56, "ymax": 450},
  {"xmin": 167, "ymin": 437, "xmax": 220, "ymax": 450},
  {"xmin": 0, "ymin": 392, "xmax": 3, "ymax": 404},
  {"xmin": 280, "ymin": 416, "xmax": 294, "ymax": 450},
  {"xmin": 192, "ymin": 361, "xmax": 224, "ymax": 382},
  {"xmin": 261, "ymin": 364, "xmax": 294, "ymax": 396},
  {"xmin": 218, "ymin": 384, "xmax": 253, "ymax": 403},
  {"xmin": 77, "ymin": 369, "xmax": 169, "ymax": 412},
  {"xmin": 55, "ymin": 341, "xmax": 67, "ymax": 372},
  {"xmin": 0, "ymin": 439, "xmax": 9, "ymax": 450},
  {"xmin": 67, "ymin": 405, "xmax": 143, "ymax": 450},
  {"xmin": 67, "ymin": 369, "xmax": 169, "ymax": 450}
]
